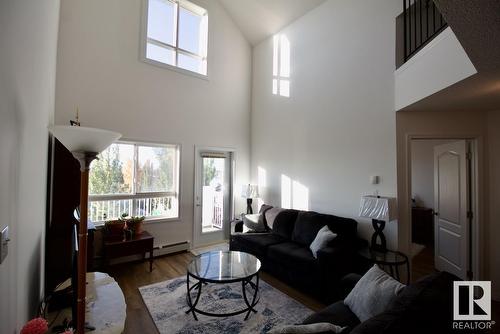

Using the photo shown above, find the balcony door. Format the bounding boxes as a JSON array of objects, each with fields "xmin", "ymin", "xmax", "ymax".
[{"xmin": 193, "ymin": 147, "xmax": 234, "ymax": 247}]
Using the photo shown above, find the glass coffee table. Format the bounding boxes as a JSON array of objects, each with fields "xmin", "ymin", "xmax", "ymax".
[{"xmin": 186, "ymin": 250, "xmax": 261, "ymax": 320}]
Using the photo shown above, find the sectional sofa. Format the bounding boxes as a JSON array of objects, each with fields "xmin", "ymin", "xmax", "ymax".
[{"xmin": 229, "ymin": 206, "xmax": 364, "ymax": 303}]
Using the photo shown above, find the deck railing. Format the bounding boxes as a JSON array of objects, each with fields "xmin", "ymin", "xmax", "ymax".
[
  {"xmin": 89, "ymin": 195, "xmax": 177, "ymax": 222},
  {"xmin": 403, "ymin": 0, "xmax": 447, "ymax": 62}
]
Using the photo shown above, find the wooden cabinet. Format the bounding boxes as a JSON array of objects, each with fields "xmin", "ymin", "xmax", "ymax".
[{"xmin": 412, "ymin": 207, "xmax": 434, "ymax": 246}]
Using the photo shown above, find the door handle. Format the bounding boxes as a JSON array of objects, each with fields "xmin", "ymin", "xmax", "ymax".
[{"xmin": 434, "ymin": 212, "xmax": 439, "ymax": 216}]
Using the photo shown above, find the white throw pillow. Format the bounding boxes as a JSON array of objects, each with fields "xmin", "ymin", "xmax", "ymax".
[
  {"xmin": 264, "ymin": 207, "xmax": 285, "ymax": 230},
  {"xmin": 344, "ymin": 265, "xmax": 405, "ymax": 322},
  {"xmin": 309, "ymin": 225, "xmax": 337, "ymax": 258},
  {"xmin": 268, "ymin": 322, "xmax": 346, "ymax": 334},
  {"xmin": 242, "ymin": 213, "xmax": 267, "ymax": 232}
]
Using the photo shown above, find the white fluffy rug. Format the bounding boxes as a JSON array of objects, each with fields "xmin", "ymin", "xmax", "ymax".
[{"xmin": 139, "ymin": 276, "xmax": 313, "ymax": 334}]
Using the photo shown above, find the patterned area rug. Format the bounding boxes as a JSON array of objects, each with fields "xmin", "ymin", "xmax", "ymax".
[{"xmin": 139, "ymin": 276, "xmax": 313, "ymax": 334}]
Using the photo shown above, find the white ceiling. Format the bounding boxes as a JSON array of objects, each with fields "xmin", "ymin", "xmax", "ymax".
[{"xmin": 218, "ymin": 0, "xmax": 327, "ymax": 46}]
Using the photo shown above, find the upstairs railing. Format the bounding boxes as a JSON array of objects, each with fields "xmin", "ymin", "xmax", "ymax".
[{"xmin": 402, "ymin": 0, "xmax": 448, "ymax": 63}]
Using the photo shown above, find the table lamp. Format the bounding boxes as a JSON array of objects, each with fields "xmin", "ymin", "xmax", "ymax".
[
  {"xmin": 48, "ymin": 125, "xmax": 121, "ymax": 334},
  {"xmin": 359, "ymin": 195, "xmax": 397, "ymax": 252},
  {"xmin": 241, "ymin": 184, "xmax": 259, "ymax": 214}
]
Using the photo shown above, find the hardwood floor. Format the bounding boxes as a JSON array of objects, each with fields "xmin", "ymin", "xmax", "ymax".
[
  {"xmin": 107, "ymin": 251, "xmax": 325, "ymax": 334},
  {"xmin": 411, "ymin": 245, "xmax": 437, "ymax": 283}
]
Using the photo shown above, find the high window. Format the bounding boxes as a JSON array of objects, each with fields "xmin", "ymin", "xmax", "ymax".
[
  {"xmin": 142, "ymin": 0, "xmax": 208, "ymax": 76},
  {"xmin": 273, "ymin": 34, "xmax": 290, "ymax": 97},
  {"xmin": 89, "ymin": 142, "xmax": 180, "ymax": 223}
]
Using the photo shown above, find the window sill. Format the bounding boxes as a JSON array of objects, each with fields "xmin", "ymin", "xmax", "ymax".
[
  {"xmin": 92, "ymin": 217, "xmax": 181, "ymax": 229},
  {"xmin": 141, "ymin": 57, "xmax": 209, "ymax": 81}
]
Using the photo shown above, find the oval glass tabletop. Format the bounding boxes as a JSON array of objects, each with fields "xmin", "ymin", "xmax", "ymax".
[{"xmin": 187, "ymin": 251, "xmax": 261, "ymax": 283}]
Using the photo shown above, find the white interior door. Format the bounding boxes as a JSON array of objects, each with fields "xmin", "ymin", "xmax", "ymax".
[
  {"xmin": 193, "ymin": 149, "xmax": 232, "ymax": 247},
  {"xmin": 434, "ymin": 140, "xmax": 469, "ymax": 279}
]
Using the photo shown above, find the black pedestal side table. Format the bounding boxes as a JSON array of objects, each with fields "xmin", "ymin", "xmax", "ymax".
[{"xmin": 358, "ymin": 247, "xmax": 410, "ymax": 284}]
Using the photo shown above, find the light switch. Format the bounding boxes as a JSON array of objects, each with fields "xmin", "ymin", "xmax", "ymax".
[{"xmin": 0, "ymin": 226, "xmax": 9, "ymax": 264}]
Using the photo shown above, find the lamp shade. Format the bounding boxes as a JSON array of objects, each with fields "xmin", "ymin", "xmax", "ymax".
[
  {"xmin": 241, "ymin": 184, "xmax": 259, "ymax": 199},
  {"xmin": 359, "ymin": 196, "xmax": 397, "ymax": 222},
  {"xmin": 48, "ymin": 125, "xmax": 121, "ymax": 153}
]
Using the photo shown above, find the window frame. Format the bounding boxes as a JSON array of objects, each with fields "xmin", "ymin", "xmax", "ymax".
[
  {"xmin": 89, "ymin": 140, "xmax": 182, "ymax": 225},
  {"xmin": 140, "ymin": 0, "xmax": 209, "ymax": 80}
]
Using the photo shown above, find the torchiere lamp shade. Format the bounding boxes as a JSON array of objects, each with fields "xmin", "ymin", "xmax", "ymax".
[{"xmin": 48, "ymin": 125, "xmax": 121, "ymax": 154}]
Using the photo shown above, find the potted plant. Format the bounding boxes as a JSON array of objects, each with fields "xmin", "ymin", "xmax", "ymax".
[
  {"xmin": 104, "ymin": 218, "xmax": 126, "ymax": 237},
  {"xmin": 123, "ymin": 215, "xmax": 146, "ymax": 235}
]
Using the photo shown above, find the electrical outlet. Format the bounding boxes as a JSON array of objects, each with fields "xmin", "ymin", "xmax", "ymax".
[{"xmin": 0, "ymin": 226, "xmax": 9, "ymax": 264}]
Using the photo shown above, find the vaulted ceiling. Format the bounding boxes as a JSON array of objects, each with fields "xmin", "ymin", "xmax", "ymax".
[{"xmin": 218, "ymin": 0, "xmax": 327, "ymax": 46}]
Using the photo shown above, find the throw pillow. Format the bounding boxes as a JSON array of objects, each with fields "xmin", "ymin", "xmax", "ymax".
[
  {"xmin": 344, "ymin": 265, "xmax": 405, "ymax": 322},
  {"xmin": 258, "ymin": 204, "xmax": 274, "ymax": 230},
  {"xmin": 268, "ymin": 322, "xmax": 346, "ymax": 334},
  {"xmin": 265, "ymin": 207, "xmax": 285, "ymax": 230},
  {"xmin": 309, "ymin": 225, "xmax": 337, "ymax": 258},
  {"xmin": 242, "ymin": 213, "xmax": 267, "ymax": 232}
]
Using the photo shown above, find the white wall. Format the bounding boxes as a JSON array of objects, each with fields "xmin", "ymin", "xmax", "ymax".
[
  {"xmin": 411, "ymin": 139, "xmax": 454, "ymax": 209},
  {"xmin": 55, "ymin": 0, "xmax": 251, "ymax": 247},
  {"xmin": 251, "ymin": 0, "xmax": 401, "ymax": 248},
  {"xmin": 0, "ymin": 0, "xmax": 60, "ymax": 332},
  {"xmin": 395, "ymin": 27, "xmax": 477, "ymax": 111}
]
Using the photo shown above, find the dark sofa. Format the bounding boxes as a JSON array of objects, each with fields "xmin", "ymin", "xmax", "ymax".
[
  {"xmin": 230, "ymin": 208, "xmax": 362, "ymax": 303},
  {"xmin": 303, "ymin": 271, "xmax": 462, "ymax": 334}
]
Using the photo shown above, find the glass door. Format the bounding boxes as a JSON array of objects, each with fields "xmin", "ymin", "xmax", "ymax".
[{"xmin": 194, "ymin": 149, "xmax": 233, "ymax": 247}]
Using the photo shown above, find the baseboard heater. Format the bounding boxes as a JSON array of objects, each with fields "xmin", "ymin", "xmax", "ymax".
[{"xmin": 153, "ymin": 241, "xmax": 190, "ymax": 257}]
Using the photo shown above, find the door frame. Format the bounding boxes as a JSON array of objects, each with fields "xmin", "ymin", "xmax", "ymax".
[
  {"xmin": 192, "ymin": 146, "xmax": 236, "ymax": 248},
  {"xmin": 405, "ymin": 135, "xmax": 482, "ymax": 281}
]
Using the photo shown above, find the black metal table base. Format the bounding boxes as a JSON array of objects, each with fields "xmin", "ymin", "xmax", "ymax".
[{"xmin": 185, "ymin": 272, "xmax": 260, "ymax": 321}]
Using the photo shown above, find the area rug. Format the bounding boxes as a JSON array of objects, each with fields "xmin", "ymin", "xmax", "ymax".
[{"xmin": 139, "ymin": 276, "xmax": 313, "ymax": 334}]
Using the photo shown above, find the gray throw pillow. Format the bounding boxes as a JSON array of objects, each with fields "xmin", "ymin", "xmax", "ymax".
[
  {"xmin": 344, "ymin": 265, "xmax": 405, "ymax": 322},
  {"xmin": 242, "ymin": 213, "xmax": 267, "ymax": 232},
  {"xmin": 309, "ymin": 225, "xmax": 337, "ymax": 258},
  {"xmin": 265, "ymin": 207, "xmax": 285, "ymax": 230},
  {"xmin": 268, "ymin": 322, "xmax": 346, "ymax": 334}
]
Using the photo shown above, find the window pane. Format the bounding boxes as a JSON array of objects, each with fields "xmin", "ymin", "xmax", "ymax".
[
  {"xmin": 90, "ymin": 144, "xmax": 134, "ymax": 195},
  {"xmin": 134, "ymin": 196, "xmax": 178, "ymax": 219},
  {"xmin": 178, "ymin": 7, "xmax": 203, "ymax": 55},
  {"xmin": 147, "ymin": 0, "xmax": 176, "ymax": 46},
  {"xmin": 178, "ymin": 53, "xmax": 204, "ymax": 74},
  {"xmin": 137, "ymin": 145, "xmax": 176, "ymax": 193},
  {"xmin": 146, "ymin": 43, "xmax": 175, "ymax": 65}
]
